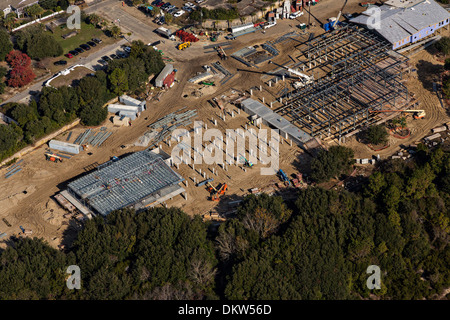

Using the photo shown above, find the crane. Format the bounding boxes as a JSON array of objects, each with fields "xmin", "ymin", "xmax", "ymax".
[
  {"xmin": 369, "ymin": 109, "xmax": 425, "ymax": 119},
  {"xmin": 206, "ymin": 181, "xmax": 218, "ymax": 194},
  {"xmin": 215, "ymin": 46, "xmax": 228, "ymax": 60},
  {"xmin": 269, "ymin": 61, "xmax": 313, "ymax": 88},
  {"xmin": 332, "ymin": 0, "xmax": 348, "ymax": 29},
  {"xmin": 278, "ymin": 169, "xmax": 291, "ymax": 186},
  {"xmin": 269, "ymin": 61, "xmax": 313, "ymax": 82}
]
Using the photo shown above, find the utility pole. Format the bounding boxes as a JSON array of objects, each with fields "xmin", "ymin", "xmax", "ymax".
[{"xmin": 308, "ymin": 1, "xmax": 311, "ymax": 29}]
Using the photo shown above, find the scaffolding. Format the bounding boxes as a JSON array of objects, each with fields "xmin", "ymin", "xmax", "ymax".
[{"xmin": 275, "ymin": 24, "xmax": 410, "ymax": 142}]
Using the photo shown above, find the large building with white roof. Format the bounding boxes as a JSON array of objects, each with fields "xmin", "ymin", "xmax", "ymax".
[{"xmin": 350, "ymin": 0, "xmax": 450, "ymax": 50}]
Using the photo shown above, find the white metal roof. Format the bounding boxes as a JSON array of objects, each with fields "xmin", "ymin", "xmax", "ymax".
[{"xmin": 350, "ymin": 0, "xmax": 450, "ymax": 44}]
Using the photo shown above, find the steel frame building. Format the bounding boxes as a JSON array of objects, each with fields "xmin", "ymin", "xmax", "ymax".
[
  {"xmin": 66, "ymin": 150, "xmax": 184, "ymax": 216},
  {"xmin": 275, "ymin": 24, "xmax": 410, "ymax": 142}
]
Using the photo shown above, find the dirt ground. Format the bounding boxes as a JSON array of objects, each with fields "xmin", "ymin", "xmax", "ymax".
[
  {"xmin": 50, "ymin": 66, "xmax": 95, "ymax": 87},
  {"xmin": 1, "ymin": 0, "xmax": 448, "ymax": 249},
  {"xmin": 344, "ymin": 47, "xmax": 450, "ymax": 160}
]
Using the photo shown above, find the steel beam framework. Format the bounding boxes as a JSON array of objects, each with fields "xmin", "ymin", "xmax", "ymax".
[{"xmin": 278, "ymin": 25, "xmax": 410, "ymax": 141}]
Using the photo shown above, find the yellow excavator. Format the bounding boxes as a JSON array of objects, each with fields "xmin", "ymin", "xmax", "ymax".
[{"xmin": 369, "ymin": 109, "xmax": 426, "ymax": 120}]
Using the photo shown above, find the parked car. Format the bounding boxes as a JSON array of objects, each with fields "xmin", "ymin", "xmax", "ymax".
[
  {"xmin": 98, "ymin": 59, "xmax": 107, "ymax": 65},
  {"xmin": 92, "ymin": 38, "xmax": 102, "ymax": 44},
  {"xmin": 75, "ymin": 47, "xmax": 84, "ymax": 53},
  {"xmin": 174, "ymin": 10, "xmax": 185, "ymax": 17},
  {"xmin": 80, "ymin": 44, "xmax": 91, "ymax": 50},
  {"xmin": 168, "ymin": 8, "xmax": 177, "ymax": 14},
  {"xmin": 110, "ymin": 54, "xmax": 119, "ymax": 59},
  {"xmin": 69, "ymin": 50, "xmax": 79, "ymax": 56},
  {"xmin": 195, "ymin": 0, "xmax": 204, "ymax": 3},
  {"xmin": 102, "ymin": 55, "xmax": 111, "ymax": 61},
  {"xmin": 155, "ymin": 1, "xmax": 164, "ymax": 6},
  {"xmin": 124, "ymin": 46, "xmax": 131, "ymax": 53},
  {"xmin": 65, "ymin": 53, "xmax": 73, "ymax": 58},
  {"xmin": 117, "ymin": 51, "xmax": 127, "ymax": 58},
  {"xmin": 54, "ymin": 60, "xmax": 68, "ymax": 65},
  {"xmin": 87, "ymin": 41, "xmax": 97, "ymax": 47}
]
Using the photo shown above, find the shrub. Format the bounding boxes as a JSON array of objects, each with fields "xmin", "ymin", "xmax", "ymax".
[
  {"xmin": 366, "ymin": 124, "xmax": 388, "ymax": 145},
  {"xmin": 434, "ymin": 36, "xmax": 450, "ymax": 55}
]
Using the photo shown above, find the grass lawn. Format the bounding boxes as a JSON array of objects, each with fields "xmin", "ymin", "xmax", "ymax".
[{"xmin": 51, "ymin": 22, "xmax": 104, "ymax": 53}]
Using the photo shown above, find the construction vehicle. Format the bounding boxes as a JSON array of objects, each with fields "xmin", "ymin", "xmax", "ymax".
[
  {"xmin": 278, "ymin": 169, "xmax": 291, "ymax": 186},
  {"xmin": 240, "ymin": 156, "xmax": 253, "ymax": 168},
  {"xmin": 177, "ymin": 42, "xmax": 191, "ymax": 50},
  {"xmin": 215, "ymin": 46, "xmax": 228, "ymax": 60},
  {"xmin": 269, "ymin": 61, "xmax": 313, "ymax": 87},
  {"xmin": 369, "ymin": 109, "xmax": 426, "ymax": 120},
  {"xmin": 201, "ymin": 81, "xmax": 215, "ymax": 86},
  {"xmin": 45, "ymin": 153, "xmax": 63, "ymax": 163},
  {"xmin": 206, "ymin": 181, "xmax": 218, "ymax": 194},
  {"xmin": 332, "ymin": 0, "xmax": 348, "ymax": 29},
  {"xmin": 210, "ymin": 183, "xmax": 228, "ymax": 201}
]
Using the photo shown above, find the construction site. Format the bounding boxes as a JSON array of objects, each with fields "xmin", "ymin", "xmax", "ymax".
[{"xmin": 1, "ymin": 0, "xmax": 450, "ymax": 248}]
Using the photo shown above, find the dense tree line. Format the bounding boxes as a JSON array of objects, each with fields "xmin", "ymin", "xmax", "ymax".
[
  {"xmin": 310, "ymin": 145, "xmax": 354, "ymax": 183},
  {"xmin": 190, "ymin": 7, "xmax": 240, "ymax": 21},
  {"xmin": 15, "ymin": 25, "xmax": 63, "ymax": 60},
  {"xmin": 1, "ymin": 69, "xmax": 112, "ymax": 148},
  {"xmin": 0, "ymin": 66, "xmax": 7, "ymax": 95},
  {"xmin": 0, "ymin": 28, "xmax": 13, "ymax": 61},
  {"xmin": 0, "ymin": 145, "xmax": 448, "ymax": 300},
  {"xmin": 38, "ymin": 0, "xmax": 70, "ymax": 11},
  {"xmin": 0, "ymin": 208, "xmax": 217, "ymax": 299}
]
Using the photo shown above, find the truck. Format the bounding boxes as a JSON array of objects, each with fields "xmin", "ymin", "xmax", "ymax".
[{"xmin": 289, "ymin": 11, "xmax": 304, "ymax": 19}]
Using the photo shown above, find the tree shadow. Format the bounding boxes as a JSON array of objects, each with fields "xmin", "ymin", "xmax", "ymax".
[
  {"xmin": 292, "ymin": 149, "xmax": 313, "ymax": 176},
  {"xmin": 416, "ymin": 59, "xmax": 443, "ymax": 92},
  {"xmin": 60, "ymin": 218, "xmax": 83, "ymax": 251},
  {"xmin": 211, "ymin": 193, "xmax": 245, "ymax": 218}
]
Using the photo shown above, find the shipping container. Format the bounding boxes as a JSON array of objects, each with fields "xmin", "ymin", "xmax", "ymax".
[
  {"xmin": 230, "ymin": 23, "xmax": 254, "ymax": 34},
  {"xmin": 107, "ymin": 104, "xmax": 140, "ymax": 114},
  {"xmin": 155, "ymin": 64, "xmax": 174, "ymax": 87},
  {"xmin": 119, "ymin": 110, "xmax": 138, "ymax": 120},
  {"xmin": 49, "ymin": 140, "xmax": 83, "ymax": 154},
  {"xmin": 119, "ymin": 95, "xmax": 146, "ymax": 112}
]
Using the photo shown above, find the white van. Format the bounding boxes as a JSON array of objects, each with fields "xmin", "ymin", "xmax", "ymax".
[{"xmin": 289, "ymin": 11, "xmax": 304, "ymax": 19}]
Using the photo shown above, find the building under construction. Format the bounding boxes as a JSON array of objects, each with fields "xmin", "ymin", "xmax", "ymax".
[
  {"xmin": 272, "ymin": 24, "xmax": 412, "ymax": 143},
  {"xmin": 61, "ymin": 149, "xmax": 185, "ymax": 217}
]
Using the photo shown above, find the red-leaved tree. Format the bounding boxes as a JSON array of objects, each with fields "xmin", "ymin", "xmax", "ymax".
[
  {"xmin": 8, "ymin": 66, "xmax": 36, "ymax": 87},
  {"xmin": 6, "ymin": 50, "xmax": 31, "ymax": 68}
]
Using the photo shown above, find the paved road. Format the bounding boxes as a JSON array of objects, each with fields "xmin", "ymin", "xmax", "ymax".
[
  {"xmin": 1, "ymin": 38, "xmax": 127, "ymax": 106},
  {"xmin": 85, "ymin": 1, "xmax": 162, "ymax": 44}
]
